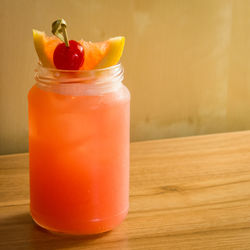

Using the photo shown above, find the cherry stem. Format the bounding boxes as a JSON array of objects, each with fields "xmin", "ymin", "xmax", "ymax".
[{"xmin": 52, "ymin": 19, "xmax": 69, "ymax": 47}]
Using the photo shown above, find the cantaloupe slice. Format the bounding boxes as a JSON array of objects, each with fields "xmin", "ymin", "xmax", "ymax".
[{"xmin": 33, "ymin": 29, "xmax": 125, "ymax": 70}]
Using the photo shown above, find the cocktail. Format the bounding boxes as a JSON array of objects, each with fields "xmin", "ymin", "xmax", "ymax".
[{"xmin": 28, "ymin": 19, "xmax": 130, "ymax": 235}]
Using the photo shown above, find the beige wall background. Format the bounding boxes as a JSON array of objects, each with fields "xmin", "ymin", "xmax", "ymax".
[{"xmin": 1, "ymin": 0, "xmax": 250, "ymax": 154}]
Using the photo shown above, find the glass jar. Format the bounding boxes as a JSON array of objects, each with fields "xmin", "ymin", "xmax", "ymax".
[{"xmin": 28, "ymin": 63, "xmax": 130, "ymax": 235}]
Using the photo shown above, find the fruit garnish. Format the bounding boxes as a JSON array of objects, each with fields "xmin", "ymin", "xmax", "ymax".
[
  {"xmin": 53, "ymin": 40, "xmax": 84, "ymax": 70},
  {"xmin": 33, "ymin": 21, "xmax": 125, "ymax": 70},
  {"xmin": 91, "ymin": 37, "xmax": 125, "ymax": 69},
  {"xmin": 79, "ymin": 37, "xmax": 125, "ymax": 70},
  {"xmin": 33, "ymin": 29, "xmax": 60, "ymax": 68},
  {"xmin": 52, "ymin": 19, "xmax": 84, "ymax": 70}
]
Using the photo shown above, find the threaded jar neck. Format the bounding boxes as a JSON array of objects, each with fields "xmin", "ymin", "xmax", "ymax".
[{"xmin": 35, "ymin": 63, "xmax": 124, "ymax": 96}]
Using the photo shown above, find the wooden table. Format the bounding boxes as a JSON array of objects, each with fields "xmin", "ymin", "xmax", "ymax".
[{"xmin": 1, "ymin": 131, "xmax": 250, "ymax": 250}]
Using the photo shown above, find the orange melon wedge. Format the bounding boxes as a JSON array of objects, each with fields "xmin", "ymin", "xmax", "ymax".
[{"xmin": 33, "ymin": 29, "xmax": 125, "ymax": 70}]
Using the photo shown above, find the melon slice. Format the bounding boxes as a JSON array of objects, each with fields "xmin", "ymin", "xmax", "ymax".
[{"xmin": 33, "ymin": 29, "xmax": 125, "ymax": 70}]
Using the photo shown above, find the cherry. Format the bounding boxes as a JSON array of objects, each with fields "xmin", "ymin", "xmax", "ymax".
[{"xmin": 53, "ymin": 40, "xmax": 84, "ymax": 70}]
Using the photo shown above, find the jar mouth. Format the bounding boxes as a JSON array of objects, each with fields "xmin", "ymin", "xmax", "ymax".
[
  {"xmin": 35, "ymin": 62, "xmax": 123, "ymax": 85},
  {"xmin": 35, "ymin": 63, "xmax": 124, "ymax": 96},
  {"xmin": 37, "ymin": 62, "xmax": 122, "ymax": 73}
]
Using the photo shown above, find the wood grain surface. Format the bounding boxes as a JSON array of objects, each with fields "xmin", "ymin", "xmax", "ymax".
[{"xmin": 1, "ymin": 131, "xmax": 250, "ymax": 249}]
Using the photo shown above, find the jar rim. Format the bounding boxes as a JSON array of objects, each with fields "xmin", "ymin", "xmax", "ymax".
[
  {"xmin": 35, "ymin": 63, "xmax": 124, "ymax": 96},
  {"xmin": 35, "ymin": 62, "xmax": 123, "ymax": 85},
  {"xmin": 36, "ymin": 62, "xmax": 122, "ymax": 73}
]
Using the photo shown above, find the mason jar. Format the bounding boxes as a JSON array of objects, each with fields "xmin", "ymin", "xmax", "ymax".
[{"xmin": 28, "ymin": 63, "xmax": 130, "ymax": 235}]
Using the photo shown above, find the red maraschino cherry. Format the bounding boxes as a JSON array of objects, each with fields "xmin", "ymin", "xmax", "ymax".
[
  {"xmin": 52, "ymin": 19, "xmax": 84, "ymax": 70},
  {"xmin": 53, "ymin": 40, "xmax": 84, "ymax": 70}
]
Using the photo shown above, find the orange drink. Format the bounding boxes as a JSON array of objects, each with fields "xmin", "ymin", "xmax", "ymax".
[{"xmin": 28, "ymin": 64, "xmax": 130, "ymax": 234}]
